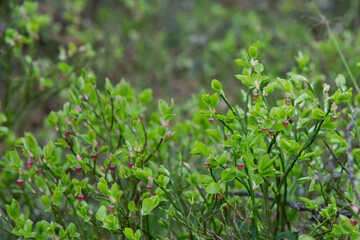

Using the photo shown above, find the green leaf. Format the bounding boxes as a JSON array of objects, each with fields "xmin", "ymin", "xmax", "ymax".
[
  {"xmin": 190, "ymin": 141, "xmax": 209, "ymax": 156},
  {"xmin": 52, "ymin": 186, "xmax": 63, "ymax": 206},
  {"xmin": 138, "ymin": 88, "xmax": 153, "ymax": 106},
  {"xmin": 298, "ymin": 235, "xmax": 315, "ymax": 240},
  {"xmin": 96, "ymin": 206, "xmax": 107, "ymax": 221},
  {"xmin": 333, "ymin": 89, "xmax": 352, "ymax": 104},
  {"xmin": 0, "ymin": 126, "xmax": 8, "ymax": 137},
  {"xmin": 206, "ymin": 182, "xmax": 219, "ymax": 194},
  {"xmin": 132, "ymin": 167, "xmax": 152, "ymax": 180},
  {"xmin": 254, "ymin": 63, "xmax": 264, "ymax": 73},
  {"xmin": 221, "ymin": 169, "xmax": 236, "ymax": 182},
  {"xmin": 202, "ymin": 94, "xmax": 211, "ymax": 106},
  {"xmin": 279, "ymin": 139, "xmax": 299, "ymax": 154},
  {"xmin": 211, "ymin": 79, "xmax": 222, "ymax": 93},
  {"xmin": 97, "ymin": 178, "xmax": 110, "ymax": 196},
  {"xmin": 339, "ymin": 214, "xmax": 358, "ymax": 234},
  {"xmin": 67, "ymin": 223, "xmax": 77, "ymax": 236},
  {"xmin": 142, "ymin": 196, "xmax": 159, "ymax": 215},
  {"xmin": 158, "ymin": 99, "xmax": 169, "ymax": 115},
  {"xmin": 312, "ymin": 108, "xmax": 326, "ymax": 120},
  {"xmin": 87, "ymin": 130, "xmax": 96, "ymax": 142},
  {"xmin": 23, "ymin": 219, "xmax": 33, "ymax": 234},
  {"xmin": 41, "ymin": 195, "xmax": 51, "ymax": 209},
  {"xmin": 47, "ymin": 111, "xmax": 58, "ymax": 128},
  {"xmin": 124, "ymin": 228, "xmax": 135, "ymax": 240},
  {"xmin": 258, "ymin": 154, "xmax": 275, "ymax": 175},
  {"xmin": 104, "ymin": 78, "xmax": 114, "ymax": 95},
  {"xmin": 100, "ymin": 145, "xmax": 109, "ymax": 153},
  {"xmin": 157, "ymin": 175, "xmax": 170, "ymax": 187},
  {"xmin": 249, "ymin": 46, "xmax": 258, "ymax": 59},
  {"xmin": 6, "ymin": 199, "xmax": 20, "ymax": 221},
  {"xmin": 209, "ymin": 93, "xmax": 219, "ymax": 109},
  {"xmin": 103, "ymin": 215, "xmax": 119, "ymax": 230},
  {"xmin": 56, "ymin": 138, "xmax": 68, "ymax": 148},
  {"xmin": 235, "ymin": 75, "xmax": 255, "ymax": 87},
  {"xmin": 335, "ymin": 74, "xmax": 346, "ymax": 89},
  {"xmin": 128, "ymin": 201, "xmax": 138, "ymax": 213},
  {"xmin": 24, "ymin": 132, "xmax": 39, "ymax": 156},
  {"xmin": 135, "ymin": 230, "xmax": 141, "ymax": 240},
  {"xmin": 7, "ymin": 150, "xmax": 21, "ymax": 167},
  {"xmin": 110, "ymin": 183, "xmax": 119, "ymax": 199},
  {"xmin": 235, "ymin": 59, "xmax": 250, "ymax": 68},
  {"xmin": 299, "ymin": 197, "xmax": 317, "ymax": 210}
]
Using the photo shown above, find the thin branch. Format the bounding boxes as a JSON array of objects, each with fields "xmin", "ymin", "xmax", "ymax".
[
  {"xmin": 323, "ymin": 140, "xmax": 350, "ymax": 175},
  {"xmin": 143, "ymin": 138, "xmax": 163, "ymax": 163},
  {"xmin": 205, "ymin": 229, "xmax": 225, "ymax": 240},
  {"xmin": 230, "ymin": 190, "xmax": 352, "ymax": 217}
]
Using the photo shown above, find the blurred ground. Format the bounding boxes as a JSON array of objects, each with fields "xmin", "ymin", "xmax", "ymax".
[{"xmin": 1, "ymin": 0, "xmax": 360, "ymax": 139}]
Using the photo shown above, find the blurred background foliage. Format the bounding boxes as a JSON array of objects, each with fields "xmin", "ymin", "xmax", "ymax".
[{"xmin": 1, "ymin": 0, "xmax": 360, "ymax": 146}]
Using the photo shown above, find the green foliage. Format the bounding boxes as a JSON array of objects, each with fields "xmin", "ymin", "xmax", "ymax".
[{"xmin": 1, "ymin": 0, "xmax": 360, "ymax": 238}]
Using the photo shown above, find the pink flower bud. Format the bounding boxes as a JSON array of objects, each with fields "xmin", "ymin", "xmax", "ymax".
[
  {"xmin": 351, "ymin": 203, "xmax": 359, "ymax": 213},
  {"xmin": 161, "ymin": 120, "xmax": 169, "ymax": 127},
  {"xmin": 28, "ymin": 151, "xmax": 34, "ymax": 158}
]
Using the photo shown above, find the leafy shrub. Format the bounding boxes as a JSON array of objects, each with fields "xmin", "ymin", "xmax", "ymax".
[
  {"xmin": 1, "ymin": 42, "xmax": 360, "ymax": 239},
  {"xmin": 0, "ymin": 1, "xmax": 95, "ymax": 146}
]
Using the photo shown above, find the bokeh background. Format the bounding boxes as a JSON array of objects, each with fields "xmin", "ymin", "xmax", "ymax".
[{"xmin": 1, "ymin": 0, "xmax": 360, "ymax": 145}]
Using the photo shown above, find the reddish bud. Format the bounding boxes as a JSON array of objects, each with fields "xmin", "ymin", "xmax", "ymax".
[
  {"xmin": 331, "ymin": 114, "xmax": 338, "ymax": 121},
  {"xmin": 269, "ymin": 128, "xmax": 275, "ymax": 135},
  {"xmin": 204, "ymin": 161, "xmax": 211, "ymax": 169},
  {"xmin": 129, "ymin": 162, "xmax": 134, "ymax": 169},
  {"xmin": 209, "ymin": 117, "xmax": 215, "ymax": 125},
  {"xmin": 285, "ymin": 99, "xmax": 291, "ymax": 105},
  {"xmin": 64, "ymin": 130, "xmax": 71, "ymax": 137},
  {"xmin": 165, "ymin": 130, "xmax": 172, "ymax": 138},
  {"xmin": 75, "ymin": 165, "xmax": 82, "ymax": 173},
  {"xmin": 261, "ymin": 126, "xmax": 268, "ymax": 133},
  {"xmin": 109, "ymin": 164, "xmax": 115, "ymax": 171},
  {"xmin": 16, "ymin": 179, "xmax": 24, "ymax": 187},
  {"xmin": 350, "ymin": 219, "xmax": 358, "ymax": 226},
  {"xmin": 34, "ymin": 35, "xmax": 39, "ymax": 41},
  {"xmin": 237, "ymin": 162, "xmax": 245, "ymax": 170},
  {"xmin": 252, "ymin": 93, "xmax": 259, "ymax": 100},
  {"xmin": 217, "ymin": 193, "xmax": 222, "ymax": 199},
  {"xmin": 146, "ymin": 185, "xmax": 153, "ymax": 191},
  {"xmin": 36, "ymin": 169, "xmax": 40, "ymax": 175},
  {"xmin": 108, "ymin": 205, "xmax": 115, "ymax": 212},
  {"xmin": 283, "ymin": 120, "xmax": 289, "ymax": 127},
  {"xmin": 91, "ymin": 152, "xmax": 99, "ymax": 159},
  {"xmin": 77, "ymin": 194, "xmax": 84, "ymax": 202},
  {"xmin": 139, "ymin": 115, "xmax": 145, "ymax": 120},
  {"xmin": 27, "ymin": 161, "xmax": 33, "ymax": 168}
]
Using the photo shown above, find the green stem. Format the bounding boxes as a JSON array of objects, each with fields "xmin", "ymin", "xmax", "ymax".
[
  {"xmin": 220, "ymin": 94, "xmax": 247, "ymax": 136},
  {"xmin": 271, "ymin": 103, "xmax": 332, "ymax": 209},
  {"xmin": 312, "ymin": 2, "xmax": 360, "ymax": 92}
]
